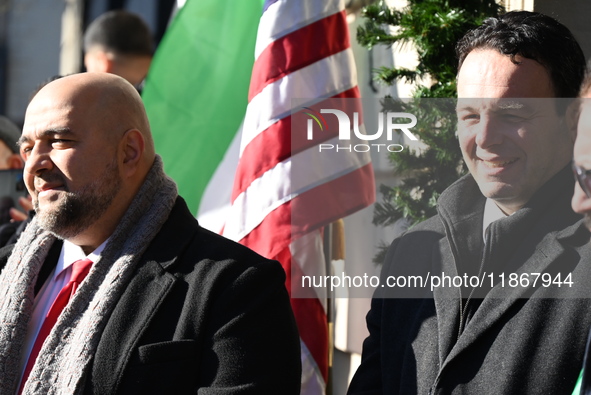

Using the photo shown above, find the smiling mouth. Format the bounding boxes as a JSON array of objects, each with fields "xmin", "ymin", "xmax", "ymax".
[
  {"xmin": 480, "ymin": 158, "xmax": 518, "ymax": 168},
  {"xmin": 34, "ymin": 173, "xmax": 68, "ymax": 195},
  {"xmin": 36, "ymin": 184, "xmax": 66, "ymax": 198},
  {"xmin": 38, "ymin": 189, "xmax": 61, "ymax": 197}
]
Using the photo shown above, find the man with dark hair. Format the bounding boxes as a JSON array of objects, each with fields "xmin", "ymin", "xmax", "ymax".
[
  {"xmin": 84, "ymin": 10, "xmax": 153, "ymax": 88},
  {"xmin": 348, "ymin": 11, "xmax": 591, "ymax": 394},
  {"xmin": 0, "ymin": 73, "xmax": 301, "ymax": 394}
]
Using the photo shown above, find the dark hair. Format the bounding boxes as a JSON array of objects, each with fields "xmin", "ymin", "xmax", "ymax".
[
  {"xmin": 456, "ymin": 11, "xmax": 585, "ymax": 98},
  {"xmin": 84, "ymin": 10, "xmax": 153, "ymax": 57}
]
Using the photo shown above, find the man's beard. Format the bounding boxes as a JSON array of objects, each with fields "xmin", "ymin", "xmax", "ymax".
[{"xmin": 34, "ymin": 160, "xmax": 122, "ymax": 240}]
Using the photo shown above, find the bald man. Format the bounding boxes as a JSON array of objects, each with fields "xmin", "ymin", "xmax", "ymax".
[{"xmin": 0, "ymin": 73, "xmax": 301, "ymax": 394}]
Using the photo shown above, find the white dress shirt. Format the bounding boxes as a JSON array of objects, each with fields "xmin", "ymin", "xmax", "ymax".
[{"xmin": 482, "ymin": 198, "xmax": 509, "ymax": 241}]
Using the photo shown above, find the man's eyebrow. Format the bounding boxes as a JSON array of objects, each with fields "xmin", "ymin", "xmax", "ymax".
[
  {"xmin": 496, "ymin": 100, "xmax": 525, "ymax": 110},
  {"xmin": 16, "ymin": 136, "xmax": 27, "ymax": 147},
  {"xmin": 455, "ymin": 99, "xmax": 480, "ymax": 112},
  {"xmin": 455, "ymin": 100, "xmax": 532, "ymax": 113},
  {"xmin": 17, "ymin": 128, "xmax": 74, "ymax": 147},
  {"xmin": 456, "ymin": 104, "xmax": 475, "ymax": 112}
]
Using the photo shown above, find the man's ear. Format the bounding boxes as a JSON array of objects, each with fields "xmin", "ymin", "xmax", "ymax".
[
  {"xmin": 7, "ymin": 154, "xmax": 23, "ymax": 170},
  {"xmin": 84, "ymin": 51, "xmax": 112, "ymax": 73},
  {"xmin": 120, "ymin": 129, "xmax": 145, "ymax": 177},
  {"xmin": 565, "ymin": 99, "xmax": 581, "ymax": 144}
]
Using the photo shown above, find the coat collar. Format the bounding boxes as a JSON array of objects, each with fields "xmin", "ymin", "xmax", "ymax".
[
  {"xmin": 433, "ymin": 165, "xmax": 583, "ymax": 370},
  {"xmin": 436, "ymin": 164, "xmax": 580, "ymax": 285}
]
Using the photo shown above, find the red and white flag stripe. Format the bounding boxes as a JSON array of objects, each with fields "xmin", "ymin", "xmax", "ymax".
[{"xmin": 223, "ymin": 0, "xmax": 375, "ymax": 392}]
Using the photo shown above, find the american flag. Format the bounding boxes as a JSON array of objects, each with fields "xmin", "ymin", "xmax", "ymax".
[{"xmin": 222, "ymin": 0, "xmax": 375, "ymax": 392}]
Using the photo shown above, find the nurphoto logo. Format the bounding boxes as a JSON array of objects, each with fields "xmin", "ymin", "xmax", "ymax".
[{"xmin": 303, "ymin": 107, "xmax": 419, "ymax": 152}]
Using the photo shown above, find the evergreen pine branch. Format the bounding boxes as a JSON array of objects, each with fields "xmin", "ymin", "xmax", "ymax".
[
  {"xmin": 357, "ymin": 22, "xmax": 398, "ymax": 49},
  {"xmin": 374, "ymin": 67, "xmax": 421, "ymax": 85},
  {"xmin": 362, "ymin": 2, "xmax": 402, "ymax": 26}
]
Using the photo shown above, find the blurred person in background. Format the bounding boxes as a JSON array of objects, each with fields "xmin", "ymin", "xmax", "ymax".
[
  {"xmin": 0, "ymin": 115, "xmax": 23, "ymax": 170},
  {"xmin": 83, "ymin": 10, "xmax": 153, "ymax": 90},
  {"xmin": 0, "ymin": 115, "xmax": 26, "ymax": 232}
]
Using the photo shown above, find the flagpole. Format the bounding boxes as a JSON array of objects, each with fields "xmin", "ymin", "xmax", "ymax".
[{"xmin": 324, "ymin": 222, "xmax": 334, "ymax": 395}]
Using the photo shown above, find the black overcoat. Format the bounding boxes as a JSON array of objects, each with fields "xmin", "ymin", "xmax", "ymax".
[
  {"xmin": 1, "ymin": 197, "xmax": 302, "ymax": 394},
  {"xmin": 349, "ymin": 167, "xmax": 591, "ymax": 394}
]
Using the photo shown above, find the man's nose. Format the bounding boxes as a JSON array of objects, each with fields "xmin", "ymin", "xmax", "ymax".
[
  {"xmin": 572, "ymin": 182, "xmax": 591, "ymax": 215},
  {"xmin": 24, "ymin": 145, "xmax": 53, "ymax": 176},
  {"xmin": 474, "ymin": 116, "xmax": 504, "ymax": 149}
]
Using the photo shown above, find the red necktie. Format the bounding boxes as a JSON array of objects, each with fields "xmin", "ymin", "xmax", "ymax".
[{"xmin": 19, "ymin": 258, "xmax": 93, "ymax": 393}]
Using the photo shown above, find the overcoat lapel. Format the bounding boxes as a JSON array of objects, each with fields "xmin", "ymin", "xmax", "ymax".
[
  {"xmin": 89, "ymin": 198, "xmax": 198, "ymax": 393},
  {"xmin": 440, "ymin": 235, "xmax": 569, "ymax": 369},
  {"xmin": 433, "ymin": 166, "xmax": 581, "ymax": 373},
  {"xmin": 91, "ymin": 259, "xmax": 178, "ymax": 394},
  {"xmin": 433, "ymin": 174, "xmax": 485, "ymax": 363},
  {"xmin": 433, "ymin": 237, "xmax": 461, "ymax": 366}
]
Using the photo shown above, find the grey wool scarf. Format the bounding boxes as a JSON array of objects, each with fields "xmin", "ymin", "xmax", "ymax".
[{"xmin": 0, "ymin": 155, "xmax": 178, "ymax": 394}]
